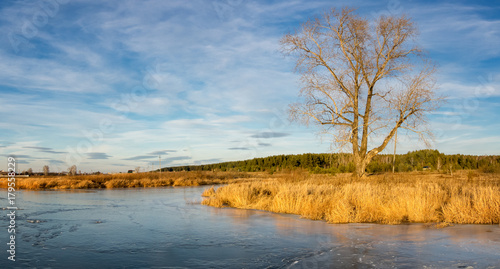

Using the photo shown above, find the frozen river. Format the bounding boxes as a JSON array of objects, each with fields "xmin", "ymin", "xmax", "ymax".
[{"xmin": 1, "ymin": 187, "xmax": 499, "ymax": 268}]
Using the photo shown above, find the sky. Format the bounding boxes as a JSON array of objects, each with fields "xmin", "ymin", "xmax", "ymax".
[{"xmin": 0, "ymin": 0, "xmax": 499, "ymax": 173}]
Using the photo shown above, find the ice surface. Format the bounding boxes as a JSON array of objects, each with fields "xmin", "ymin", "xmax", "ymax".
[{"xmin": 0, "ymin": 187, "xmax": 498, "ymax": 268}]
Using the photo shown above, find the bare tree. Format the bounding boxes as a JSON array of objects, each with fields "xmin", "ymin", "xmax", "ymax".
[
  {"xmin": 281, "ymin": 7, "xmax": 443, "ymax": 177},
  {"xmin": 135, "ymin": 166, "xmax": 141, "ymax": 173},
  {"xmin": 26, "ymin": 168, "xmax": 33, "ymax": 175},
  {"xmin": 68, "ymin": 165, "xmax": 77, "ymax": 176},
  {"xmin": 43, "ymin": 165, "xmax": 50, "ymax": 176}
]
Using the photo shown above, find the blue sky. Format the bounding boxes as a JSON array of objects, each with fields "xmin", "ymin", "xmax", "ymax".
[{"xmin": 1, "ymin": 0, "xmax": 499, "ymax": 173}]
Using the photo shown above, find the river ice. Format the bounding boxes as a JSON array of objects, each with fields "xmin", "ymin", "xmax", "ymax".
[{"xmin": 1, "ymin": 187, "xmax": 499, "ymax": 268}]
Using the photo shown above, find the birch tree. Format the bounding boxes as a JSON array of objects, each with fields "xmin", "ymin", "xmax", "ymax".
[
  {"xmin": 281, "ymin": 7, "xmax": 443, "ymax": 177},
  {"xmin": 68, "ymin": 165, "xmax": 77, "ymax": 176},
  {"xmin": 43, "ymin": 165, "xmax": 49, "ymax": 176}
]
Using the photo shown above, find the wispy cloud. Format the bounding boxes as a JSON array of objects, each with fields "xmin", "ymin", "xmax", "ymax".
[
  {"xmin": 87, "ymin": 152, "xmax": 112, "ymax": 159},
  {"xmin": 196, "ymin": 158, "xmax": 222, "ymax": 164},
  {"xmin": 49, "ymin": 160, "xmax": 65, "ymax": 165},
  {"xmin": 163, "ymin": 156, "xmax": 191, "ymax": 164},
  {"xmin": 123, "ymin": 155, "xmax": 158, "ymax": 161},
  {"xmin": 148, "ymin": 150, "xmax": 176, "ymax": 155},
  {"xmin": 228, "ymin": 147, "xmax": 251, "ymax": 151},
  {"xmin": 2, "ymin": 154, "xmax": 32, "ymax": 159},
  {"xmin": 410, "ymin": 2, "xmax": 500, "ymax": 60},
  {"xmin": 251, "ymin": 132, "xmax": 290, "ymax": 139},
  {"xmin": 23, "ymin": 146, "xmax": 66, "ymax": 154}
]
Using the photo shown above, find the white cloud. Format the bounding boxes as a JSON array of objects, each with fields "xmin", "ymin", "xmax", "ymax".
[{"xmin": 410, "ymin": 3, "xmax": 500, "ymax": 59}]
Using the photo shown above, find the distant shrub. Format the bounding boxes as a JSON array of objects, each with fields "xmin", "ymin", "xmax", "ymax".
[
  {"xmin": 479, "ymin": 164, "xmax": 500, "ymax": 173},
  {"xmin": 309, "ymin": 166, "xmax": 337, "ymax": 175}
]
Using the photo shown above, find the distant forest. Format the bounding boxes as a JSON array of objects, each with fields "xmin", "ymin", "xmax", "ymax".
[{"xmin": 161, "ymin": 150, "xmax": 500, "ymax": 174}]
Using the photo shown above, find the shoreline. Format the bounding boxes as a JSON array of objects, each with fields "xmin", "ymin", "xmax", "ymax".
[{"xmin": 0, "ymin": 171, "xmax": 258, "ymax": 190}]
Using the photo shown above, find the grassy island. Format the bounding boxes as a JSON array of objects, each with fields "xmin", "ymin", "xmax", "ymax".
[{"xmin": 202, "ymin": 170, "xmax": 500, "ymax": 225}]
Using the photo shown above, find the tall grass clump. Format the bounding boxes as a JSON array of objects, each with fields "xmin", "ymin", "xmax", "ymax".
[{"xmin": 202, "ymin": 171, "xmax": 500, "ymax": 225}]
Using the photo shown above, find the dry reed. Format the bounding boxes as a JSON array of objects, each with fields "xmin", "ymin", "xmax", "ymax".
[
  {"xmin": 202, "ymin": 171, "xmax": 500, "ymax": 225},
  {"xmin": 0, "ymin": 171, "xmax": 258, "ymax": 190}
]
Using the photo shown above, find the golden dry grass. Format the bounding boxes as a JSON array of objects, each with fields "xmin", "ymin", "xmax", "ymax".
[
  {"xmin": 202, "ymin": 170, "xmax": 500, "ymax": 225},
  {"xmin": 0, "ymin": 171, "xmax": 259, "ymax": 190},
  {"xmin": 201, "ymin": 186, "xmax": 216, "ymax": 197}
]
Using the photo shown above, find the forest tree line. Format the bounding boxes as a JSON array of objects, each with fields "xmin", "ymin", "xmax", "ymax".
[{"xmin": 161, "ymin": 150, "xmax": 500, "ymax": 174}]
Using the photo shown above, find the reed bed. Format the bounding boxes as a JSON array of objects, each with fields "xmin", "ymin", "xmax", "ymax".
[
  {"xmin": 202, "ymin": 170, "xmax": 500, "ymax": 225},
  {"xmin": 0, "ymin": 171, "xmax": 258, "ymax": 190}
]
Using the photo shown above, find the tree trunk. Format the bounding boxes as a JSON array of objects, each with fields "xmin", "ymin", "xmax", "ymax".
[{"xmin": 354, "ymin": 157, "xmax": 369, "ymax": 178}]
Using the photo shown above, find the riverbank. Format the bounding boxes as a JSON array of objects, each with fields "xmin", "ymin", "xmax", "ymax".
[
  {"xmin": 202, "ymin": 170, "xmax": 500, "ymax": 225},
  {"xmin": 0, "ymin": 171, "xmax": 259, "ymax": 189}
]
